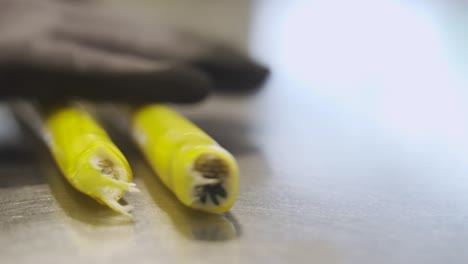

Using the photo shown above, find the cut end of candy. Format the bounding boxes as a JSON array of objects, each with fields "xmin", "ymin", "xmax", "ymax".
[
  {"xmin": 99, "ymin": 189, "xmax": 135, "ymax": 218},
  {"xmin": 78, "ymin": 153, "xmax": 139, "ymax": 217},
  {"xmin": 98, "ymin": 182, "xmax": 139, "ymax": 218},
  {"xmin": 194, "ymin": 153, "xmax": 230, "ymax": 180},
  {"xmin": 188, "ymin": 152, "xmax": 236, "ymax": 213},
  {"xmin": 91, "ymin": 157, "xmax": 130, "ymax": 182}
]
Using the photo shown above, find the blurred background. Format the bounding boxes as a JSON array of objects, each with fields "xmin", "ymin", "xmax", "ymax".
[{"xmin": 1, "ymin": 0, "xmax": 468, "ymax": 263}]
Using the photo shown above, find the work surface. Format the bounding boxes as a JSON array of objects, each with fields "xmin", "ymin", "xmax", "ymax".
[{"xmin": 2, "ymin": 1, "xmax": 468, "ymax": 263}]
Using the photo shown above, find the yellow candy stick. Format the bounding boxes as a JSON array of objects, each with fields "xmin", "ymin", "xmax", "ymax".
[
  {"xmin": 39, "ymin": 104, "xmax": 138, "ymax": 217},
  {"xmin": 132, "ymin": 104, "xmax": 238, "ymax": 213}
]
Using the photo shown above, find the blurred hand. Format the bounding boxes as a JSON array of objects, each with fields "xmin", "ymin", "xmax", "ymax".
[{"xmin": 0, "ymin": 0, "xmax": 269, "ymax": 103}]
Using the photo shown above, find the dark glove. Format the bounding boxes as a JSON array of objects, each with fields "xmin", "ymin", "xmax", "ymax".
[{"xmin": 0, "ymin": 0, "xmax": 269, "ymax": 103}]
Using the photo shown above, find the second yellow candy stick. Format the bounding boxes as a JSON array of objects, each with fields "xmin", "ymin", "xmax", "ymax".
[{"xmin": 131, "ymin": 105, "xmax": 239, "ymax": 213}]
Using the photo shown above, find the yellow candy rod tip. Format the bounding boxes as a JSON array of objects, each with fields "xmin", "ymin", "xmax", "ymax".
[
  {"xmin": 90, "ymin": 157, "xmax": 140, "ymax": 193},
  {"xmin": 99, "ymin": 194, "xmax": 135, "ymax": 218},
  {"xmin": 72, "ymin": 145, "xmax": 138, "ymax": 217}
]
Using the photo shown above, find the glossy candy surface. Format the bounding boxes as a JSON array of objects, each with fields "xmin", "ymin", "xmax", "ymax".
[{"xmin": 132, "ymin": 104, "xmax": 238, "ymax": 213}]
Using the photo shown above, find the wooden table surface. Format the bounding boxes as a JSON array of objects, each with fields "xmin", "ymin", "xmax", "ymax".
[{"xmin": 1, "ymin": 1, "xmax": 468, "ymax": 263}]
